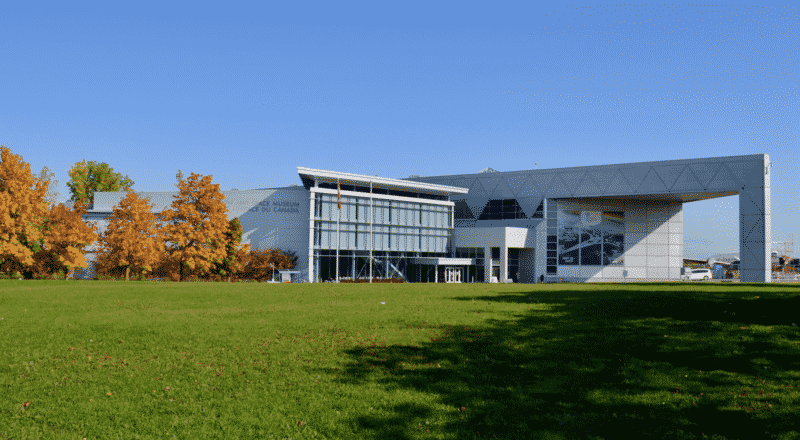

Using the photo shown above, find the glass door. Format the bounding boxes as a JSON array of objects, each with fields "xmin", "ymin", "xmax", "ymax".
[{"xmin": 444, "ymin": 267, "xmax": 463, "ymax": 283}]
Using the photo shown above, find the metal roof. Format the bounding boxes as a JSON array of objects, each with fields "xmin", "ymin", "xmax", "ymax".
[
  {"xmin": 297, "ymin": 167, "xmax": 469, "ymax": 196},
  {"xmin": 86, "ymin": 187, "xmax": 306, "ymax": 216}
]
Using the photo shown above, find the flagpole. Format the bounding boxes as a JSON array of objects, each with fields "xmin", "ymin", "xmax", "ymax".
[
  {"xmin": 336, "ymin": 178, "xmax": 341, "ymax": 283},
  {"xmin": 369, "ymin": 180, "xmax": 373, "ymax": 284}
]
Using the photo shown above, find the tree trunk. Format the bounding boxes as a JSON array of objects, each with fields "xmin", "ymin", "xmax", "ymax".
[{"xmin": 126, "ymin": 266, "xmax": 130, "ymax": 281}]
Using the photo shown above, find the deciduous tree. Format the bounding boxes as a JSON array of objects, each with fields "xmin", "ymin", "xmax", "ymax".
[
  {"xmin": 160, "ymin": 170, "xmax": 229, "ymax": 281},
  {"xmin": 95, "ymin": 188, "xmax": 165, "ymax": 281},
  {"xmin": 238, "ymin": 248, "xmax": 297, "ymax": 282},
  {"xmin": 32, "ymin": 200, "xmax": 98, "ymax": 279},
  {"xmin": 0, "ymin": 146, "xmax": 51, "ymax": 278},
  {"xmin": 67, "ymin": 160, "xmax": 135, "ymax": 207},
  {"xmin": 211, "ymin": 217, "xmax": 250, "ymax": 282}
]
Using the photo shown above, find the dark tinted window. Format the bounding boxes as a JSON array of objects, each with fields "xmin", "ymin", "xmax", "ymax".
[
  {"xmin": 316, "ymin": 182, "xmax": 446, "ymax": 200},
  {"xmin": 477, "ymin": 199, "xmax": 527, "ymax": 220}
]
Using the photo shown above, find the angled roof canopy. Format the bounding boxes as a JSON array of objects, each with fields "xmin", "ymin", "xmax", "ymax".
[
  {"xmin": 297, "ymin": 167, "xmax": 469, "ymax": 196},
  {"xmin": 410, "ymin": 154, "xmax": 768, "ymax": 203}
]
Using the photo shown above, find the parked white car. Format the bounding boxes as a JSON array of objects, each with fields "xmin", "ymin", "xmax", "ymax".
[{"xmin": 684, "ymin": 269, "xmax": 712, "ymax": 281}]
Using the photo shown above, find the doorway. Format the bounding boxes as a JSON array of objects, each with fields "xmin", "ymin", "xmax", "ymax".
[{"xmin": 445, "ymin": 266, "xmax": 462, "ymax": 283}]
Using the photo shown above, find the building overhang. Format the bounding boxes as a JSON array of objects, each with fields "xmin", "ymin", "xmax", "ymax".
[
  {"xmin": 410, "ymin": 258, "xmax": 474, "ymax": 266},
  {"xmin": 558, "ymin": 190, "xmax": 739, "ymax": 203},
  {"xmin": 298, "ymin": 167, "xmax": 469, "ymax": 197}
]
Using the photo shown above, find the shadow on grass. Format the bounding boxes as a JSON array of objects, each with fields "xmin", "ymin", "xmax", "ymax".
[{"xmin": 336, "ymin": 284, "xmax": 800, "ymax": 440}]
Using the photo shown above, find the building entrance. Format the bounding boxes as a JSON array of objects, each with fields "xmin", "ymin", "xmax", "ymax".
[{"xmin": 445, "ymin": 266, "xmax": 462, "ymax": 283}]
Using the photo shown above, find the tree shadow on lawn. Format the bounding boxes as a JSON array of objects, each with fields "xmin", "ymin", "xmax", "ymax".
[{"xmin": 335, "ymin": 284, "xmax": 800, "ymax": 440}]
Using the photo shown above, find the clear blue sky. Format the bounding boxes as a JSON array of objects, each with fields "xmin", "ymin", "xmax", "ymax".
[{"xmin": 1, "ymin": 1, "xmax": 796, "ymax": 260}]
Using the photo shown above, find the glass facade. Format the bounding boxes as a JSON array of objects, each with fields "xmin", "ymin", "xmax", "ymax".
[
  {"xmin": 546, "ymin": 199, "xmax": 558, "ymax": 274},
  {"xmin": 315, "ymin": 181, "xmax": 448, "ymax": 201},
  {"xmin": 314, "ymin": 250, "xmax": 421, "ymax": 282},
  {"xmin": 455, "ymin": 247, "xmax": 485, "ymax": 283},
  {"xmin": 478, "ymin": 199, "xmax": 527, "ymax": 220},
  {"xmin": 312, "ymin": 191, "xmax": 454, "ymax": 282}
]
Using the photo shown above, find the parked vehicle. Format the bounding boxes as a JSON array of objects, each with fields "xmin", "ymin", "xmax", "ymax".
[{"xmin": 684, "ymin": 269, "xmax": 712, "ymax": 281}]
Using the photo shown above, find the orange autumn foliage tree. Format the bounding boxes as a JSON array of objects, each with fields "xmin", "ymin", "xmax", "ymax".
[
  {"xmin": 160, "ymin": 171, "xmax": 229, "ymax": 281},
  {"xmin": 0, "ymin": 146, "xmax": 51, "ymax": 278},
  {"xmin": 95, "ymin": 188, "xmax": 165, "ymax": 281},
  {"xmin": 237, "ymin": 248, "xmax": 298, "ymax": 281},
  {"xmin": 32, "ymin": 200, "xmax": 98, "ymax": 279}
]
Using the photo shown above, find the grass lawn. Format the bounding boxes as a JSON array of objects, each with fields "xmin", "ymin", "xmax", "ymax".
[{"xmin": 1, "ymin": 281, "xmax": 799, "ymax": 440}]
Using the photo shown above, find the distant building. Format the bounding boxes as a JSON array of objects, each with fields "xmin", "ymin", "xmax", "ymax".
[{"xmin": 73, "ymin": 154, "xmax": 773, "ymax": 283}]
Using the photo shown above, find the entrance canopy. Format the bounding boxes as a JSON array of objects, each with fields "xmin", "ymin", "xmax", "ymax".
[{"xmin": 410, "ymin": 257, "xmax": 474, "ymax": 266}]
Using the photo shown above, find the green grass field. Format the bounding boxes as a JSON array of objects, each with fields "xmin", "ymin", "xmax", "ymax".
[{"xmin": 2, "ymin": 281, "xmax": 799, "ymax": 440}]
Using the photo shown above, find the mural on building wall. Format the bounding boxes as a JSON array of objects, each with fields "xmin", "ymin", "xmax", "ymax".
[
  {"xmin": 602, "ymin": 211, "xmax": 625, "ymax": 266},
  {"xmin": 558, "ymin": 209, "xmax": 580, "ymax": 265},
  {"xmin": 558, "ymin": 209, "xmax": 624, "ymax": 267}
]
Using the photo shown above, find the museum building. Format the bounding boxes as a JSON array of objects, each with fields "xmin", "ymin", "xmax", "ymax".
[{"xmin": 75, "ymin": 154, "xmax": 772, "ymax": 283}]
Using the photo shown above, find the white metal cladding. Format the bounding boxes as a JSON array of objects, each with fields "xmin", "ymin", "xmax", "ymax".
[
  {"xmin": 411, "ymin": 154, "xmax": 771, "ymax": 282},
  {"xmin": 551, "ymin": 199, "xmax": 683, "ymax": 282}
]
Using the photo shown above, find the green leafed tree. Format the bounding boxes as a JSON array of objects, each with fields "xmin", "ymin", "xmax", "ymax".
[
  {"xmin": 210, "ymin": 217, "xmax": 249, "ymax": 282},
  {"xmin": 67, "ymin": 160, "xmax": 135, "ymax": 207}
]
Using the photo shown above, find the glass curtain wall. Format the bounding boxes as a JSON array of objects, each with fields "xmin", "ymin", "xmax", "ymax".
[
  {"xmin": 455, "ymin": 247, "xmax": 485, "ymax": 283},
  {"xmin": 312, "ymin": 192, "xmax": 453, "ymax": 282}
]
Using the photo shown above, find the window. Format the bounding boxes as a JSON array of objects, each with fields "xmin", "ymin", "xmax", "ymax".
[
  {"xmin": 477, "ymin": 199, "xmax": 527, "ymax": 220},
  {"xmin": 315, "ymin": 196, "xmax": 322, "ymax": 218}
]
